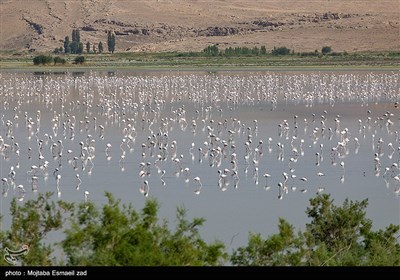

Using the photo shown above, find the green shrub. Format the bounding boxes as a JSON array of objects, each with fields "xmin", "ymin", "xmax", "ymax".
[
  {"xmin": 321, "ymin": 46, "xmax": 332, "ymax": 55},
  {"xmin": 33, "ymin": 55, "xmax": 53, "ymax": 65},
  {"xmin": 271, "ymin": 46, "xmax": 291, "ymax": 55},
  {"xmin": 54, "ymin": 56, "xmax": 66, "ymax": 65},
  {"xmin": 74, "ymin": 56, "xmax": 85, "ymax": 64}
]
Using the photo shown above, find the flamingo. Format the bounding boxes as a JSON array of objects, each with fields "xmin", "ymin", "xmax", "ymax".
[{"xmin": 194, "ymin": 177, "xmax": 202, "ymax": 195}]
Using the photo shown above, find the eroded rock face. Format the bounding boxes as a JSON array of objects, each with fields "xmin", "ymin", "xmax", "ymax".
[
  {"xmin": 82, "ymin": 26, "xmax": 97, "ymax": 32},
  {"xmin": 198, "ymin": 26, "xmax": 242, "ymax": 36},
  {"xmin": 252, "ymin": 20, "xmax": 283, "ymax": 28},
  {"xmin": 23, "ymin": 18, "xmax": 44, "ymax": 35}
]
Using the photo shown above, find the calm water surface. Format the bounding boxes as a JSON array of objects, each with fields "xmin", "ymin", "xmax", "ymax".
[{"xmin": 0, "ymin": 70, "xmax": 399, "ymax": 252}]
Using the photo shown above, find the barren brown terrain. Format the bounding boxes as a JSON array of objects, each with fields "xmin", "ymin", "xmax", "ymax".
[{"xmin": 0, "ymin": 0, "xmax": 399, "ymax": 53}]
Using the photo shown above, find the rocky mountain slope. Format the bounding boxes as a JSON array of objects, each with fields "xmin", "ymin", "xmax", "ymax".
[{"xmin": 1, "ymin": 0, "xmax": 399, "ymax": 53}]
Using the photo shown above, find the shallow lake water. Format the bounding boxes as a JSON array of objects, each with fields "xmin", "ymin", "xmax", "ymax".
[{"xmin": 0, "ymin": 70, "xmax": 399, "ymax": 253}]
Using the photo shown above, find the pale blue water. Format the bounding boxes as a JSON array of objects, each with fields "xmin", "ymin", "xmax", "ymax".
[{"xmin": 0, "ymin": 70, "xmax": 399, "ymax": 253}]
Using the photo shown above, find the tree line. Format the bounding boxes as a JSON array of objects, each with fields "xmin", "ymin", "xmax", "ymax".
[
  {"xmin": 0, "ymin": 193, "xmax": 398, "ymax": 266},
  {"xmin": 201, "ymin": 44, "xmax": 334, "ymax": 57},
  {"xmin": 54, "ymin": 29, "xmax": 115, "ymax": 55}
]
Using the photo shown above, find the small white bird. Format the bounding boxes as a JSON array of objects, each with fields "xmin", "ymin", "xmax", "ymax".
[
  {"xmin": 139, "ymin": 180, "xmax": 149, "ymax": 197},
  {"xmin": 194, "ymin": 177, "xmax": 202, "ymax": 195}
]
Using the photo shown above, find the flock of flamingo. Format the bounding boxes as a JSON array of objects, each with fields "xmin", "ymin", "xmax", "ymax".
[{"xmin": 0, "ymin": 71, "xmax": 399, "ymax": 210}]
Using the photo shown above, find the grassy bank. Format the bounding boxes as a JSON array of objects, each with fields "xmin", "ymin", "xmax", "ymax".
[{"xmin": 1, "ymin": 50, "xmax": 399, "ymax": 71}]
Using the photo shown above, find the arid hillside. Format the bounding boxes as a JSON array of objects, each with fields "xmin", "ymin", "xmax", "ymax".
[{"xmin": 0, "ymin": 0, "xmax": 399, "ymax": 53}]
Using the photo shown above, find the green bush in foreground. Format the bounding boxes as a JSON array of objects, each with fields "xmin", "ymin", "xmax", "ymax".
[
  {"xmin": 0, "ymin": 193, "xmax": 73, "ymax": 265},
  {"xmin": 62, "ymin": 192, "xmax": 226, "ymax": 265},
  {"xmin": 0, "ymin": 192, "xmax": 226, "ymax": 266},
  {"xmin": 231, "ymin": 194, "xmax": 400, "ymax": 266},
  {"xmin": 0, "ymin": 193, "xmax": 398, "ymax": 266}
]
